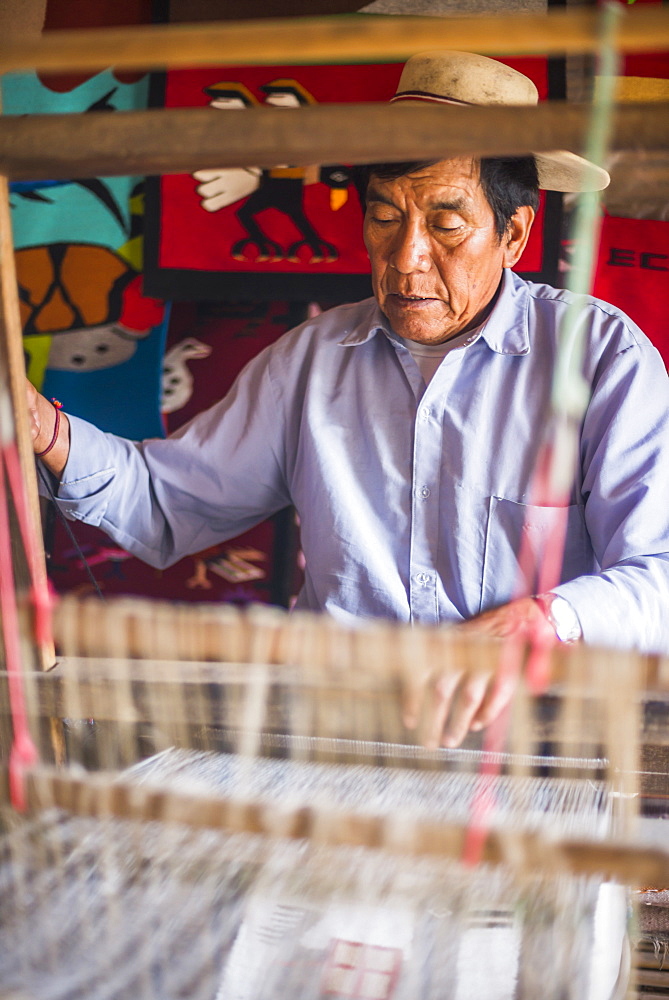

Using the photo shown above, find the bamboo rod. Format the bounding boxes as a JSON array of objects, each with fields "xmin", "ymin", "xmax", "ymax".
[
  {"xmin": 0, "ymin": 176, "xmax": 42, "ymax": 578},
  {"xmin": 12, "ymin": 656, "xmax": 669, "ymax": 718},
  {"xmin": 23, "ymin": 766, "xmax": 669, "ymax": 886},
  {"xmin": 0, "ymin": 175, "xmax": 52, "ymax": 671},
  {"xmin": 48, "ymin": 597, "xmax": 668, "ymax": 688},
  {"xmin": 13, "ymin": 663, "xmax": 669, "ymax": 764},
  {"xmin": 0, "ymin": 7, "xmax": 667, "ymax": 76},
  {"xmin": 0, "ymin": 102, "xmax": 666, "ymax": 181}
]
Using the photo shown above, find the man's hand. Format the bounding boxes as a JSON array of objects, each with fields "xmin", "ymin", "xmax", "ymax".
[
  {"xmin": 456, "ymin": 596, "xmax": 555, "ymax": 641},
  {"xmin": 27, "ymin": 378, "xmax": 70, "ymax": 478},
  {"xmin": 403, "ymin": 598, "xmax": 557, "ymax": 749}
]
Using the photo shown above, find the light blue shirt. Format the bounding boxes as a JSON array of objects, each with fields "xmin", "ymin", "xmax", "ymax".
[{"xmin": 54, "ymin": 270, "xmax": 669, "ymax": 652}]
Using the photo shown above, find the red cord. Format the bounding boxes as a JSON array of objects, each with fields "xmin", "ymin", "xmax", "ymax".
[
  {"xmin": 3, "ymin": 441, "xmax": 55, "ymax": 648},
  {"xmin": 0, "ymin": 448, "xmax": 39, "ymax": 810},
  {"xmin": 34, "ymin": 399, "xmax": 62, "ymax": 459},
  {"xmin": 462, "ymin": 436, "xmax": 569, "ymax": 867}
]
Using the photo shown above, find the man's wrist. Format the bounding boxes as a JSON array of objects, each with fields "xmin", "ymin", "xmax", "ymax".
[
  {"xmin": 35, "ymin": 399, "xmax": 63, "ymax": 458},
  {"xmin": 34, "ymin": 397, "xmax": 70, "ymax": 478},
  {"xmin": 532, "ymin": 593, "xmax": 582, "ymax": 644}
]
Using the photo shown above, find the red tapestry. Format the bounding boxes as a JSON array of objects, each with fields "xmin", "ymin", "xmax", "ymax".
[
  {"xmin": 47, "ymin": 300, "xmax": 305, "ymax": 606},
  {"xmin": 591, "ymin": 30, "xmax": 669, "ymax": 368},
  {"xmin": 592, "ymin": 214, "xmax": 669, "ymax": 368},
  {"xmin": 145, "ymin": 58, "xmax": 553, "ymax": 301}
]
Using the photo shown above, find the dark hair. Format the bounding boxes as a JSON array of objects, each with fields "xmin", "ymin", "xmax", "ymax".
[{"xmin": 353, "ymin": 157, "xmax": 540, "ymax": 240}]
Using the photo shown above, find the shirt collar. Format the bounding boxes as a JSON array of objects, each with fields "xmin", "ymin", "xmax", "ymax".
[
  {"xmin": 478, "ymin": 269, "xmax": 531, "ymax": 356},
  {"xmin": 336, "ymin": 299, "xmax": 391, "ymax": 347},
  {"xmin": 336, "ymin": 271, "xmax": 531, "ymax": 356}
]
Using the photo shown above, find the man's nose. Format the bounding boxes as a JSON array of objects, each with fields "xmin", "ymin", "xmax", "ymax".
[{"xmin": 390, "ymin": 222, "xmax": 431, "ymax": 273}]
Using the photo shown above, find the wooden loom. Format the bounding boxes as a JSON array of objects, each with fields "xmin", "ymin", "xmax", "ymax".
[
  {"xmin": 3, "ymin": 596, "xmax": 669, "ymax": 998},
  {"xmin": 1, "ymin": 8, "xmax": 669, "ymax": 998}
]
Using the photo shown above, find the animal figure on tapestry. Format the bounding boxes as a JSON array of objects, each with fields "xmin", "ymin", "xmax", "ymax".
[
  {"xmin": 161, "ymin": 337, "xmax": 213, "ymax": 414},
  {"xmin": 193, "ymin": 78, "xmax": 350, "ymax": 263}
]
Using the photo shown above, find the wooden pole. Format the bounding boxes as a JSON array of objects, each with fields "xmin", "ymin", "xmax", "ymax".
[
  {"xmin": 23, "ymin": 765, "xmax": 669, "ymax": 887},
  {"xmin": 0, "ymin": 102, "xmax": 665, "ymax": 182},
  {"xmin": 0, "ymin": 7, "xmax": 667, "ymax": 75}
]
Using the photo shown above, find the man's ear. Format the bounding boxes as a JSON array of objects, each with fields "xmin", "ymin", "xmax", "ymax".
[{"xmin": 502, "ymin": 205, "xmax": 535, "ymax": 268}]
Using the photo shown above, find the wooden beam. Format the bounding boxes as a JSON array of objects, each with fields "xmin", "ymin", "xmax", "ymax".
[
  {"xmin": 23, "ymin": 765, "xmax": 669, "ymax": 886},
  {"xmin": 0, "ymin": 7, "xmax": 667, "ymax": 75},
  {"xmin": 15, "ymin": 661, "xmax": 669, "ymax": 756},
  {"xmin": 0, "ymin": 176, "xmax": 52, "ymax": 671},
  {"xmin": 0, "ymin": 102, "xmax": 666, "ymax": 181}
]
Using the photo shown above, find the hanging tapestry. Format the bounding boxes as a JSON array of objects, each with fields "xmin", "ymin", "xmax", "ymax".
[
  {"xmin": 591, "ymin": 25, "xmax": 669, "ymax": 367},
  {"xmin": 46, "ymin": 301, "xmax": 304, "ymax": 606},
  {"xmin": 3, "ymin": 66, "xmax": 169, "ymax": 439},
  {"xmin": 144, "ymin": 57, "xmax": 557, "ymax": 302},
  {"xmin": 592, "ymin": 214, "xmax": 669, "ymax": 368}
]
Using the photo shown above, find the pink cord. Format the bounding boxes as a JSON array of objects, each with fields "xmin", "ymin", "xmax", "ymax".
[
  {"xmin": 3, "ymin": 441, "xmax": 55, "ymax": 648},
  {"xmin": 462, "ymin": 436, "xmax": 570, "ymax": 866},
  {"xmin": 0, "ymin": 442, "xmax": 44, "ymax": 810}
]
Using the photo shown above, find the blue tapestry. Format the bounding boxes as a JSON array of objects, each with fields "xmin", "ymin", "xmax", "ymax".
[{"xmin": 2, "ymin": 68, "xmax": 168, "ymax": 439}]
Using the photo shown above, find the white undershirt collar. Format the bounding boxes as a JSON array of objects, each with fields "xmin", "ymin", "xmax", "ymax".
[{"xmin": 397, "ymin": 324, "xmax": 483, "ymax": 384}]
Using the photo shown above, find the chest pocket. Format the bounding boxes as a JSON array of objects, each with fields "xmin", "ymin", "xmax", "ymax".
[{"xmin": 481, "ymin": 496, "xmax": 593, "ymax": 611}]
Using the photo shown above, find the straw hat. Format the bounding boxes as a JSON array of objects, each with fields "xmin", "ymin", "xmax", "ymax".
[{"xmin": 391, "ymin": 50, "xmax": 610, "ymax": 193}]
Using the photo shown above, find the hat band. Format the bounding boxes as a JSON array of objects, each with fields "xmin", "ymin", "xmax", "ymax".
[{"xmin": 390, "ymin": 91, "xmax": 473, "ymax": 106}]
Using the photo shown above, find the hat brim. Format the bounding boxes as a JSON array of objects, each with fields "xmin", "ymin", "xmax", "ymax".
[
  {"xmin": 535, "ymin": 151, "xmax": 609, "ymax": 193},
  {"xmin": 387, "ymin": 99, "xmax": 610, "ymax": 193}
]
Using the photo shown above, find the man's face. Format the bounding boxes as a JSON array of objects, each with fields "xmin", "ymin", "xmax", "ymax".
[{"xmin": 363, "ymin": 158, "xmax": 532, "ymax": 345}]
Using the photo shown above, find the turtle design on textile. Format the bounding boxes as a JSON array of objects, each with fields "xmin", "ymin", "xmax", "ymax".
[{"xmin": 16, "ymin": 243, "xmax": 163, "ymax": 372}]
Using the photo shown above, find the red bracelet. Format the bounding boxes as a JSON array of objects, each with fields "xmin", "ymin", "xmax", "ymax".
[{"xmin": 35, "ymin": 399, "xmax": 63, "ymax": 459}]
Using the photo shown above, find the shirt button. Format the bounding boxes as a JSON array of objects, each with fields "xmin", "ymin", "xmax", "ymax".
[
  {"xmin": 417, "ymin": 485, "xmax": 431, "ymax": 499},
  {"xmin": 421, "ymin": 406, "xmax": 431, "ymax": 420},
  {"xmin": 416, "ymin": 572, "xmax": 431, "ymax": 586}
]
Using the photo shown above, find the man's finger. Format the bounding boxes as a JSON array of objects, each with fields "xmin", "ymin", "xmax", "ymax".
[
  {"xmin": 469, "ymin": 671, "xmax": 519, "ymax": 732},
  {"xmin": 440, "ymin": 674, "xmax": 490, "ymax": 748},
  {"xmin": 401, "ymin": 685, "xmax": 422, "ymax": 730},
  {"xmin": 421, "ymin": 671, "xmax": 464, "ymax": 749},
  {"xmin": 400, "ymin": 666, "xmax": 433, "ymax": 729},
  {"xmin": 398, "ymin": 628, "xmax": 438, "ymax": 730},
  {"xmin": 401, "ymin": 667, "xmax": 460, "ymax": 737}
]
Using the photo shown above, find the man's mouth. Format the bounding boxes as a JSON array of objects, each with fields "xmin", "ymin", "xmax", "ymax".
[{"xmin": 391, "ymin": 293, "xmax": 437, "ymax": 305}]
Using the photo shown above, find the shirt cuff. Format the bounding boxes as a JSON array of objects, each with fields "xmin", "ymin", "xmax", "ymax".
[
  {"xmin": 51, "ymin": 414, "xmax": 119, "ymax": 524},
  {"xmin": 534, "ymin": 592, "xmax": 583, "ymax": 643}
]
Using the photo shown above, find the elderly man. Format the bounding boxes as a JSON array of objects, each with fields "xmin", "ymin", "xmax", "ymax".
[{"xmin": 27, "ymin": 51, "xmax": 669, "ymax": 749}]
